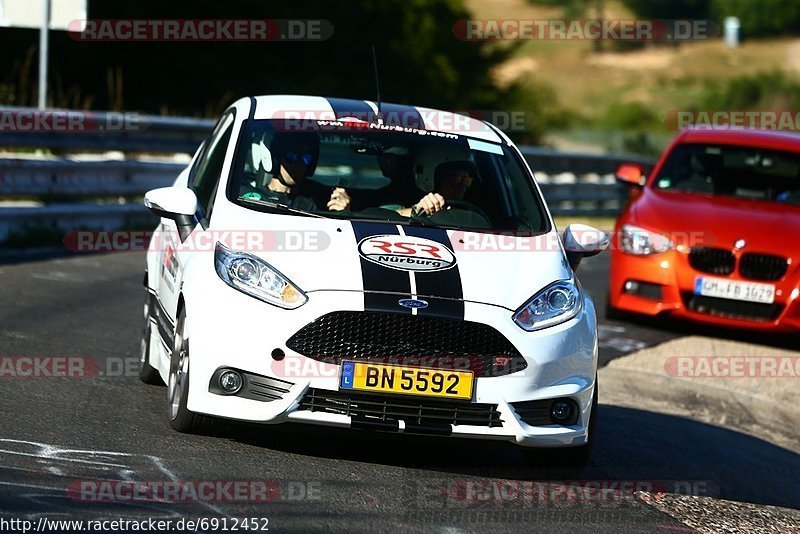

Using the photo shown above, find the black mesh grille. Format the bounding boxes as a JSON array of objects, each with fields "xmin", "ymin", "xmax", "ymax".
[
  {"xmin": 298, "ymin": 388, "xmax": 503, "ymax": 428},
  {"xmin": 689, "ymin": 247, "xmax": 735, "ymax": 275},
  {"xmin": 740, "ymin": 253, "xmax": 789, "ymax": 281},
  {"xmin": 683, "ymin": 293, "xmax": 783, "ymax": 322},
  {"xmin": 286, "ymin": 311, "xmax": 526, "ymax": 377}
]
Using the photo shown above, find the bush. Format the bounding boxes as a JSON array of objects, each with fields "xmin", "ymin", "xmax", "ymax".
[
  {"xmin": 511, "ymin": 78, "xmax": 579, "ymax": 145},
  {"xmin": 711, "ymin": 0, "xmax": 800, "ymax": 37},
  {"xmin": 601, "ymin": 102, "xmax": 662, "ymax": 131},
  {"xmin": 703, "ymin": 71, "xmax": 800, "ymax": 109},
  {"xmin": 620, "ymin": 0, "xmax": 711, "ymax": 20}
]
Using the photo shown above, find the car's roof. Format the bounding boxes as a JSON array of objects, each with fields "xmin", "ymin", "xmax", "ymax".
[
  {"xmin": 239, "ymin": 94, "xmax": 507, "ymax": 145},
  {"xmin": 677, "ymin": 127, "xmax": 800, "ymax": 151}
]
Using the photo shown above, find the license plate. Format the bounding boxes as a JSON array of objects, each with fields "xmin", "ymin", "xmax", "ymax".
[
  {"xmin": 339, "ymin": 361, "xmax": 474, "ymax": 400},
  {"xmin": 694, "ymin": 276, "xmax": 775, "ymax": 304}
]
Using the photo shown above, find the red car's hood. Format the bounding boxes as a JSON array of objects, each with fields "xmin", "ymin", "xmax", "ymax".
[{"xmin": 632, "ymin": 189, "xmax": 800, "ymax": 253}]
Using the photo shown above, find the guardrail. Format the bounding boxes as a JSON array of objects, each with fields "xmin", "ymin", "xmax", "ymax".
[
  {"xmin": 519, "ymin": 147, "xmax": 656, "ymax": 218},
  {"xmin": 0, "ymin": 107, "xmax": 657, "ymax": 245}
]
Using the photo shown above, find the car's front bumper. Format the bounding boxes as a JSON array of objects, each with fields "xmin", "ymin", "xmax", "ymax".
[
  {"xmin": 179, "ymin": 274, "xmax": 599, "ymax": 448},
  {"xmin": 608, "ymin": 248, "xmax": 800, "ymax": 332}
]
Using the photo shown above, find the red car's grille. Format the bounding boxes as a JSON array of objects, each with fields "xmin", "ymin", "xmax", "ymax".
[
  {"xmin": 688, "ymin": 247, "xmax": 735, "ymax": 275},
  {"xmin": 739, "ymin": 253, "xmax": 789, "ymax": 281},
  {"xmin": 688, "ymin": 248, "xmax": 789, "ymax": 282}
]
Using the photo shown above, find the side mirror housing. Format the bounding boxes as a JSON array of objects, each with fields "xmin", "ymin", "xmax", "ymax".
[
  {"xmin": 563, "ymin": 223, "xmax": 609, "ymax": 271},
  {"xmin": 615, "ymin": 163, "xmax": 646, "ymax": 187},
  {"xmin": 144, "ymin": 187, "xmax": 199, "ymax": 241}
]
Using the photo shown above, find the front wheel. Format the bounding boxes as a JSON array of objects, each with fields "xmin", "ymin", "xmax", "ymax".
[{"xmin": 168, "ymin": 308, "xmax": 211, "ymax": 433}]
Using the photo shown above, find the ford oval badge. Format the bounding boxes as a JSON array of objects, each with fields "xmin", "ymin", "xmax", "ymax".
[{"xmin": 398, "ymin": 299, "xmax": 429, "ymax": 309}]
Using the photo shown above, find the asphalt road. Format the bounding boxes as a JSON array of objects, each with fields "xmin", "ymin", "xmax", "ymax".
[{"xmin": 0, "ymin": 251, "xmax": 797, "ymax": 532}]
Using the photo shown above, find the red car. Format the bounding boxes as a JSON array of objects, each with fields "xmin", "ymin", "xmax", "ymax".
[{"xmin": 607, "ymin": 128, "xmax": 800, "ymax": 332}]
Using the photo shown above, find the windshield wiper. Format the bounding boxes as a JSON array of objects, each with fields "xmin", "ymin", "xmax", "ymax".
[{"xmin": 237, "ymin": 197, "xmax": 325, "ymax": 218}]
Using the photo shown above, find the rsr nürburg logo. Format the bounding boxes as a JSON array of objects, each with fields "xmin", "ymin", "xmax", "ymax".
[{"xmin": 357, "ymin": 235, "xmax": 456, "ymax": 272}]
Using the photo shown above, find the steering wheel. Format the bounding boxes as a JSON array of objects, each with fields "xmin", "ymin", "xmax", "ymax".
[{"xmin": 413, "ymin": 199, "xmax": 491, "ymax": 222}]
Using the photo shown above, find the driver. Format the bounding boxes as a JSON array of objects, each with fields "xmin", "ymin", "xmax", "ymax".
[
  {"xmin": 255, "ymin": 131, "xmax": 351, "ymax": 211},
  {"xmin": 396, "ymin": 160, "xmax": 474, "ymax": 217}
]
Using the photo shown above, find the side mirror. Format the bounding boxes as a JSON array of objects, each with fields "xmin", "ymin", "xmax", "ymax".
[
  {"xmin": 563, "ymin": 223, "xmax": 609, "ymax": 271},
  {"xmin": 615, "ymin": 164, "xmax": 645, "ymax": 187},
  {"xmin": 144, "ymin": 187, "xmax": 199, "ymax": 241}
]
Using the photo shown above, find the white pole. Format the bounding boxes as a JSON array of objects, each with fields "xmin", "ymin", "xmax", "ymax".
[{"xmin": 38, "ymin": 0, "xmax": 50, "ymax": 109}]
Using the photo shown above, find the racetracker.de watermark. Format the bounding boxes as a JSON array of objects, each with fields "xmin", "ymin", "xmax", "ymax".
[
  {"xmin": 0, "ymin": 110, "xmax": 143, "ymax": 133},
  {"xmin": 449, "ymin": 229, "xmax": 710, "ymax": 252},
  {"xmin": 665, "ymin": 356, "xmax": 800, "ymax": 378},
  {"xmin": 666, "ymin": 110, "xmax": 800, "ymax": 131},
  {"xmin": 0, "ymin": 356, "xmax": 95, "ymax": 378},
  {"xmin": 268, "ymin": 355, "xmax": 526, "ymax": 379},
  {"xmin": 413, "ymin": 478, "xmax": 718, "ymax": 508},
  {"xmin": 68, "ymin": 479, "xmax": 321, "ymax": 502},
  {"xmin": 453, "ymin": 19, "xmax": 718, "ymax": 41},
  {"xmin": 63, "ymin": 229, "xmax": 331, "ymax": 253},
  {"xmin": 67, "ymin": 19, "xmax": 333, "ymax": 41},
  {"xmin": 0, "ymin": 356, "xmax": 151, "ymax": 379}
]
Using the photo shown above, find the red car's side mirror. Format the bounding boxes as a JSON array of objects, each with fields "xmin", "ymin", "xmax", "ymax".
[{"xmin": 615, "ymin": 164, "xmax": 646, "ymax": 187}]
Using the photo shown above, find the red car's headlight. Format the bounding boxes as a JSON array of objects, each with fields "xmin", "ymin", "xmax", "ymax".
[{"xmin": 620, "ymin": 224, "xmax": 673, "ymax": 256}]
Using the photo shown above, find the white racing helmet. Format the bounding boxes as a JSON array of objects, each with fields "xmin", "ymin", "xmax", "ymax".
[{"xmin": 413, "ymin": 143, "xmax": 471, "ymax": 192}]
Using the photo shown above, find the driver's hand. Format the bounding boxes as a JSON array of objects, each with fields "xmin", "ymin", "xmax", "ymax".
[
  {"xmin": 327, "ymin": 187, "xmax": 351, "ymax": 211},
  {"xmin": 414, "ymin": 193, "xmax": 446, "ymax": 216}
]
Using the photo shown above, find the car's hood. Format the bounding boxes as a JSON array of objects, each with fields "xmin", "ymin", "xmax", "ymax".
[
  {"xmin": 633, "ymin": 189, "xmax": 800, "ymax": 252},
  {"xmin": 212, "ymin": 210, "xmax": 570, "ymax": 311}
]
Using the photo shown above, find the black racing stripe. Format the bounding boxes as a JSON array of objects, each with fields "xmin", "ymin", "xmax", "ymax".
[
  {"xmin": 378, "ymin": 103, "xmax": 424, "ymax": 129},
  {"xmin": 326, "ymin": 98, "xmax": 377, "ymax": 122},
  {"xmin": 401, "ymin": 226, "xmax": 465, "ymax": 320},
  {"xmin": 351, "ymin": 221, "xmax": 412, "ymax": 315}
]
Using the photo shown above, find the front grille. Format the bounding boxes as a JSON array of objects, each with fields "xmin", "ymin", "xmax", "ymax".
[
  {"xmin": 739, "ymin": 253, "xmax": 789, "ymax": 281},
  {"xmin": 286, "ymin": 311, "xmax": 526, "ymax": 377},
  {"xmin": 689, "ymin": 247, "xmax": 735, "ymax": 275},
  {"xmin": 683, "ymin": 293, "xmax": 783, "ymax": 322},
  {"xmin": 298, "ymin": 388, "xmax": 503, "ymax": 428}
]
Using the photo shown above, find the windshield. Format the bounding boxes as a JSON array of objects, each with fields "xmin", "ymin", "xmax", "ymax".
[
  {"xmin": 653, "ymin": 143, "xmax": 800, "ymax": 205},
  {"xmin": 226, "ymin": 119, "xmax": 549, "ymax": 233}
]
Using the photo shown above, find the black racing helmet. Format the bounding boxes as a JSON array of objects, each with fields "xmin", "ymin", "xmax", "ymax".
[{"xmin": 269, "ymin": 131, "xmax": 321, "ymax": 177}]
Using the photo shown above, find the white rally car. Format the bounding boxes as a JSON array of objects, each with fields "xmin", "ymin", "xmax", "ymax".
[{"xmin": 140, "ymin": 95, "xmax": 607, "ymax": 465}]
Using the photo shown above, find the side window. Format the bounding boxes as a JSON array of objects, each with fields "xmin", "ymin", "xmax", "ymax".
[{"xmin": 191, "ymin": 112, "xmax": 235, "ymax": 222}]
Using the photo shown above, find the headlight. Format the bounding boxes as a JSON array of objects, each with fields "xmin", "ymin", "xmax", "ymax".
[
  {"xmin": 214, "ymin": 242, "xmax": 307, "ymax": 309},
  {"xmin": 620, "ymin": 224, "xmax": 673, "ymax": 255},
  {"xmin": 513, "ymin": 278, "xmax": 582, "ymax": 331}
]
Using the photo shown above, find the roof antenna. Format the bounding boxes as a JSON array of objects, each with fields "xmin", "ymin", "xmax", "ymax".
[{"xmin": 371, "ymin": 45, "xmax": 383, "ymax": 124}]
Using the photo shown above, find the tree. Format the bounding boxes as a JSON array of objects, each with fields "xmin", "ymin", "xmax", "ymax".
[{"xmin": 0, "ymin": 0, "xmax": 521, "ymax": 117}]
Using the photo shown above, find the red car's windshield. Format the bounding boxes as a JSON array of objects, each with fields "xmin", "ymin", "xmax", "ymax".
[{"xmin": 653, "ymin": 143, "xmax": 800, "ymax": 205}]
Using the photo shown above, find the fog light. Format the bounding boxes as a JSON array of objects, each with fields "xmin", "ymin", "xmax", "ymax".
[
  {"xmin": 623, "ymin": 279, "xmax": 663, "ymax": 301},
  {"xmin": 550, "ymin": 400, "xmax": 576, "ymax": 424},
  {"xmin": 218, "ymin": 370, "xmax": 243, "ymax": 394}
]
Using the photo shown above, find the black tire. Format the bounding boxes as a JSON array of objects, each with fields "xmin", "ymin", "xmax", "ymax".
[
  {"xmin": 139, "ymin": 289, "xmax": 163, "ymax": 385},
  {"xmin": 168, "ymin": 307, "xmax": 211, "ymax": 433},
  {"xmin": 523, "ymin": 377, "xmax": 598, "ymax": 470}
]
